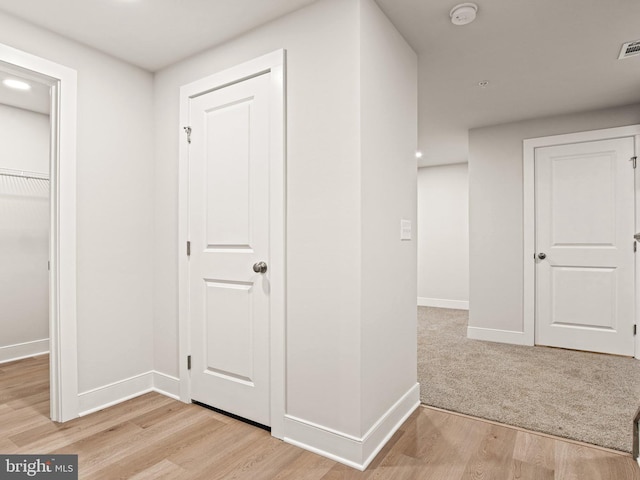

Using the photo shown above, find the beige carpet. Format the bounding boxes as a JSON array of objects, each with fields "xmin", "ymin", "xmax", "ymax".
[{"xmin": 418, "ymin": 306, "xmax": 640, "ymax": 453}]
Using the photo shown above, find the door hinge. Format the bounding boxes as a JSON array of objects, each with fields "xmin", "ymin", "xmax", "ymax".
[
  {"xmin": 183, "ymin": 126, "xmax": 192, "ymax": 144},
  {"xmin": 631, "ymin": 156, "xmax": 637, "ymax": 169},
  {"xmin": 634, "ymin": 325, "xmax": 637, "ymax": 336},
  {"xmin": 47, "ymin": 261, "xmax": 50, "ymax": 271},
  {"xmin": 187, "ymin": 241, "xmax": 191, "ymax": 256},
  {"xmin": 635, "ymin": 241, "xmax": 637, "ymax": 253},
  {"xmin": 187, "ymin": 355, "xmax": 192, "ymax": 370}
]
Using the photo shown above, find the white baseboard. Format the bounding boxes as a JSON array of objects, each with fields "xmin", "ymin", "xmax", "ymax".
[
  {"xmin": 360, "ymin": 383, "xmax": 421, "ymax": 468},
  {"xmin": 0, "ymin": 339, "xmax": 49, "ymax": 364},
  {"xmin": 78, "ymin": 370, "xmax": 181, "ymax": 416},
  {"xmin": 284, "ymin": 383, "xmax": 420, "ymax": 471},
  {"xmin": 467, "ymin": 326, "xmax": 531, "ymax": 346},
  {"xmin": 78, "ymin": 371, "xmax": 154, "ymax": 416},
  {"xmin": 417, "ymin": 297, "xmax": 469, "ymax": 310},
  {"xmin": 152, "ymin": 371, "xmax": 180, "ymax": 400}
]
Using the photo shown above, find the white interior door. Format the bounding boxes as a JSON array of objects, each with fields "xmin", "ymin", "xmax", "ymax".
[
  {"xmin": 188, "ymin": 72, "xmax": 271, "ymax": 426},
  {"xmin": 535, "ymin": 137, "xmax": 636, "ymax": 356}
]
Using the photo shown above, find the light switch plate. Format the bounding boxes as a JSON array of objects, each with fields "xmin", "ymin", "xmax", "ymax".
[{"xmin": 400, "ymin": 219, "xmax": 412, "ymax": 241}]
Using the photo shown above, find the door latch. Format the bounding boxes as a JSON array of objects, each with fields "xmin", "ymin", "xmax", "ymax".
[{"xmin": 183, "ymin": 126, "xmax": 192, "ymax": 144}]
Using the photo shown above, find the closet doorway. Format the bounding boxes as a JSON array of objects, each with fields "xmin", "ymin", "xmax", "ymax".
[
  {"xmin": 0, "ymin": 71, "xmax": 51, "ymax": 371},
  {"xmin": 0, "ymin": 43, "xmax": 78, "ymax": 422}
]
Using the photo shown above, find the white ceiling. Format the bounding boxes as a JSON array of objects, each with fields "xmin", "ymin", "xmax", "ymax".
[
  {"xmin": 376, "ymin": 0, "xmax": 640, "ymax": 166},
  {"xmin": 0, "ymin": 68, "xmax": 50, "ymax": 115},
  {"xmin": 0, "ymin": 0, "xmax": 638, "ymax": 166},
  {"xmin": 0, "ymin": 0, "xmax": 317, "ymax": 71}
]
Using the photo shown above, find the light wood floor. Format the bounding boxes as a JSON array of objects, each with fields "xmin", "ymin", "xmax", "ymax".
[{"xmin": 2, "ymin": 355, "xmax": 639, "ymax": 479}]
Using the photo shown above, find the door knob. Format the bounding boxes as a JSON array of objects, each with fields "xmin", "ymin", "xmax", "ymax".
[
  {"xmin": 253, "ymin": 261, "xmax": 268, "ymax": 274},
  {"xmin": 538, "ymin": 253, "xmax": 546, "ymax": 260}
]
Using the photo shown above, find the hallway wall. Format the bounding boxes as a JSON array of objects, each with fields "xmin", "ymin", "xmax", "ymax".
[
  {"xmin": 417, "ymin": 163, "xmax": 469, "ymax": 309},
  {"xmin": 0, "ymin": 11, "xmax": 156, "ymax": 400}
]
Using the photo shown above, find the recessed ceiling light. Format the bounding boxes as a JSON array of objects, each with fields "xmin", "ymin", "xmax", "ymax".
[
  {"xmin": 450, "ymin": 3, "xmax": 478, "ymax": 26},
  {"xmin": 415, "ymin": 151, "xmax": 423, "ymax": 159},
  {"xmin": 477, "ymin": 80, "xmax": 489, "ymax": 88},
  {"xmin": 2, "ymin": 78, "xmax": 31, "ymax": 91}
]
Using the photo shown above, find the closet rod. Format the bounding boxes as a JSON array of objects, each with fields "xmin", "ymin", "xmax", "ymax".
[{"xmin": 0, "ymin": 168, "xmax": 49, "ymax": 181}]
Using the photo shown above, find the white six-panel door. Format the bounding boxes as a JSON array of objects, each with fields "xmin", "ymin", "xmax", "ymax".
[
  {"xmin": 535, "ymin": 137, "xmax": 636, "ymax": 356},
  {"xmin": 188, "ymin": 72, "xmax": 271, "ymax": 426}
]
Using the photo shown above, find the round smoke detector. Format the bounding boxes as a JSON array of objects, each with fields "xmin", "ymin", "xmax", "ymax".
[{"xmin": 450, "ymin": 3, "xmax": 478, "ymax": 26}]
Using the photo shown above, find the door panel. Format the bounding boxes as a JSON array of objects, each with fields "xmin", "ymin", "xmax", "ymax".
[
  {"xmin": 205, "ymin": 101, "xmax": 252, "ymax": 248},
  {"xmin": 535, "ymin": 137, "xmax": 635, "ymax": 356},
  {"xmin": 550, "ymin": 153, "xmax": 615, "ymax": 245},
  {"xmin": 551, "ymin": 267, "xmax": 616, "ymax": 329},
  {"xmin": 204, "ymin": 280, "xmax": 254, "ymax": 383},
  {"xmin": 189, "ymin": 72, "xmax": 271, "ymax": 426}
]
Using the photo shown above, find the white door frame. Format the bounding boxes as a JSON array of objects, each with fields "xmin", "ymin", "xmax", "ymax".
[
  {"xmin": 523, "ymin": 125, "xmax": 640, "ymax": 356},
  {"xmin": 0, "ymin": 43, "xmax": 79, "ymax": 421},
  {"xmin": 178, "ymin": 50, "xmax": 286, "ymax": 438}
]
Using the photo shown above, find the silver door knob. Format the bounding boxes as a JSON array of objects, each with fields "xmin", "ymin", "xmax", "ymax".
[
  {"xmin": 253, "ymin": 261, "xmax": 267, "ymax": 274},
  {"xmin": 538, "ymin": 253, "xmax": 546, "ymax": 260}
]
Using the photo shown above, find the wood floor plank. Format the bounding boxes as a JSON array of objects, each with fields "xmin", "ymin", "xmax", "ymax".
[
  {"xmin": 460, "ymin": 423, "xmax": 518, "ymax": 480},
  {"xmin": 509, "ymin": 459, "xmax": 554, "ymax": 480},
  {"xmin": 0, "ymin": 437, "xmax": 18, "ymax": 454},
  {"xmin": 6, "ymin": 389, "xmax": 50, "ymax": 410},
  {"xmin": 168, "ymin": 419, "xmax": 266, "ymax": 472},
  {"xmin": 187, "ymin": 430, "xmax": 286, "ymax": 480},
  {"xmin": 86, "ymin": 414, "xmax": 227, "ymax": 478},
  {"xmin": 80, "ymin": 407, "xmax": 225, "ymax": 478},
  {"xmin": 270, "ymin": 450, "xmax": 336, "ymax": 480},
  {"xmin": 8, "ymin": 393, "xmax": 173, "ymax": 450},
  {"xmin": 2, "ymin": 356, "xmax": 639, "ymax": 480},
  {"xmin": 128, "ymin": 459, "xmax": 189, "ymax": 480},
  {"xmin": 554, "ymin": 441, "xmax": 639, "ymax": 480},
  {"xmin": 199, "ymin": 438, "xmax": 304, "ymax": 480},
  {"xmin": 513, "ymin": 430, "xmax": 556, "ymax": 472}
]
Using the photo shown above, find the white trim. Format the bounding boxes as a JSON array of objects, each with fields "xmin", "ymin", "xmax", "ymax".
[
  {"xmin": 78, "ymin": 372, "xmax": 154, "ymax": 416},
  {"xmin": 636, "ymin": 134, "xmax": 640, "ymax": 361},
  {"xmin": 0, "ymin": 43, "xmax": 79, "ymax": 422},
  {"xmin": 0, "ymin": 339, "xmax": 49, "ymax": 364},
  {"xmin": 178, "ymin": 50, "xmax": 287, "ymax": 438},
  {"xmin": 523, "ymin": 125, "xmax": 640, "ymax": 352},
  {"xmin": 77, "ymin": 371, "xmax": 181, "ymax": 416},
  {"xmin": 360, "ymin": 383, "xmax": 420, "ymax": 469},
  {"xmin": 283, "ymin": 383, "xmax": 420, "ymax": 471},
  {"xmin": 152, "ymin": 371, "xmax": 180, "ymax": 400},
  {"xmin": 417, "ymin": 297, "xmax": 469, "ymax": 310},
  {"xmin": 467, "ymin": 326, "xmax": 530, "ymax": 346}
]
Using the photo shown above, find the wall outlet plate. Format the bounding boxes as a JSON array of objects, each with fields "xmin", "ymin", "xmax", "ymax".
[{"xmin": 400, "ymin": 219, "xmax": 412, "ymax": 241}]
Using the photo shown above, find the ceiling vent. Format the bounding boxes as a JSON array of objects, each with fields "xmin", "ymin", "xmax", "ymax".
[{"xmin": 619, "ymin": 40, "xmax": 640, "ymax": 59}]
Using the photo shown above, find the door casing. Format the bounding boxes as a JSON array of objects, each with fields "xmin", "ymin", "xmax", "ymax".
[
  {"xmin": 0, "ymin": 42, "xmax": 79, "ymax": 421},
  {"xmin": 523, "ymin": 125, "xmax": 640, "ymax": 357},
  {"xmin": 178, "ymin": 50, "xmax": 286, "ymax": 438}
]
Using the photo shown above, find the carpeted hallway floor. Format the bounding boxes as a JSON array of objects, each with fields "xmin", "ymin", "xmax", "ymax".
[{"xmin": 418, "ymin": 306, "xmax": 640, "ymax": 453}]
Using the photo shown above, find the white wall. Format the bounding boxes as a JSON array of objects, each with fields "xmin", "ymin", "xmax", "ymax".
[
  {"xmin": 0, "ymin": 12, "xmax": 155, "ymax": 397},
  {"xmin": 0, "ymin": 104, "xmax": 49, "ymax": 173},
  {"xmin": 417, "ymin": 164, "xmax": 469, "ymax": 309},
  {"xmin": 359, "ymin": 0, "xmax": 418, "ymax": 435},
  {"xmin": 154, "ymin": 0, "xmax": 417, "ymax": 467},
  {"xmin": 154, "ymin": 0, "xmax": 362, "ymax": 434},
  {"xmin": 469, "ymin": 103, "xmax": 640, "ymax": 336},
  {"xmin": 0, "ymin": 104, "xmax": 50, "ymax": 361}
]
